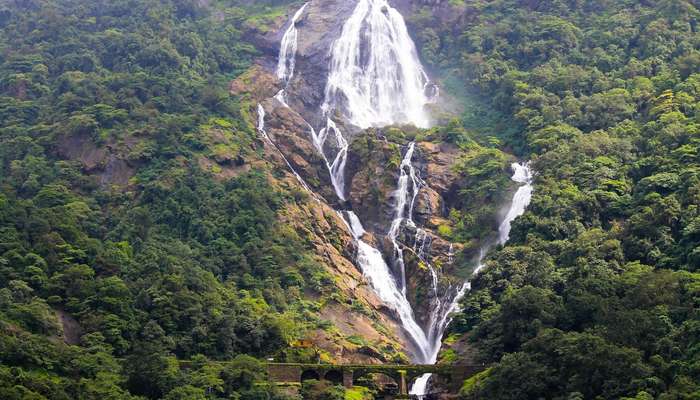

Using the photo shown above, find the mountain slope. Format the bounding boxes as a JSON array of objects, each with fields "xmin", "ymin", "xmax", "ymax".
[
  {"xmin": 1, "ymin": 0, "xmax": 698, "ymax": 400},
  {"xmin": 402, "ymin": 0, "xmax": 700, "ymax": 398}
]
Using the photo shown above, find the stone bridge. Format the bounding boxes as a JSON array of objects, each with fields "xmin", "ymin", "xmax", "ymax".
[{"xmin": 267, "ymin": 363, "xmax": 485, "ymax": 397}]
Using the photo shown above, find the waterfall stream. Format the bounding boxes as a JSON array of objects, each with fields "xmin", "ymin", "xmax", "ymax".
[
  {"xmin": 410, "ymin": 162, "xmax": 534, "ymax": 396},
  {"xmin": 341, "ymin": 210, "xmax": 430, "ymax": 361},
  {"xmin": 387, "ymin": 142, "xmax": 423, "ymax": 294},
  {"xmin": 498, "ymin": 163, "xmax": 534, "ymax": 244},
  {"xmin": 315, "ymin": 118, "xmax": 349, "ymax": 201},
  {"xmin": 276, "ymin": 2, "xmax": 309, "ymax": 106},
  {"xmin": 256, "ymin": 104, "xmax": 315, "ymax": 196},
  {"xmin": 322, "ymin": 0, "xmax": 431, "ymax": 129},
  {"xmin": 269, "ymin": 1, "xmax": 535, "ymax": 396}
]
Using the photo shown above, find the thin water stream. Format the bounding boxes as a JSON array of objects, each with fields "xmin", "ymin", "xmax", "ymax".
[{"xmin": 410, "ymin": 162, "xmax": 533, "ymax": 396}]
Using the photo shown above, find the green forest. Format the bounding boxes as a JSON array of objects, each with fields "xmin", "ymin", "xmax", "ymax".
[
  {"xmin": 424, "ymin": 1, "xmax": 700, "ymax": 399},
  {"xmin": 0, "ymin": 0, "xmax": 698, "ymax": 399}
]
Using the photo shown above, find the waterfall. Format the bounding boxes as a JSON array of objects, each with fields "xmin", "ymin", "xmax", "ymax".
[
  {"xmin": 322, "ymin": 0, "xmax": 431, "ymax": 129},
  {"xmin": 315, "ymin": 118, "xmax": 349, "ymax": 201},
  {"xmin": 274, "ymin": 3, "xmax": 351, "ymax": 201},
  {"xmin": 331, "ymin": 142, "xmax": 435, "ymax": 362},
  {"xmin": 341, "ymin": 211, "xmax": 430, "ymax": 361},
  {"xmin": 410, "ymin": 162, "xmax": 534, "ymax": 397},
  {"xmin": 387, "ymin": 142, "xmax": 423, "ymax": 293},
  {"xmin": 257, "ymin": 104, "xmax": 268, "ymax": 140},
  {"xmin": 270, "ymin": 0, "xmax": 437, "ymax": 369},
  {"xmin": 414, "ymin": 229, "xmax": 433, "ymax": 266},
  {"xmin": 312, "ymin": 0, "xmax": 433, "ymax": 200},
  {"xmin": 276, "ymin": 2, "xmax": 309, "ymax": 106},
  {"xmin": 498, "ymin": 162, "xmax": 534, "ymax": 244},
  {"xmin": 280, "ymin": 0, "xmax": 433, "ymax": 203},
  {"xmin": 298, "ymin": 0, "xmax": 433, "ymax": 364},
  {"xmin": 270, "ymin": 3, "xmax": 537, "ymax": 397}
]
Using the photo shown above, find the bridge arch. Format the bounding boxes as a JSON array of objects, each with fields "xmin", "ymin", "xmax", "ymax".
[
  {"xmin": 265, "ymin": 363, "xmax": 486, "ymax": 396},
  {"xmin": 324, "ymin": 370, "xmax": 343, "ymax": 385},
  {"xmin": 352, "ymin": 371, "xmax": 400, "ymax": 394},
  {"xmin": 301, "ymin": 369, "xmax": 320, "ymax": 382}
]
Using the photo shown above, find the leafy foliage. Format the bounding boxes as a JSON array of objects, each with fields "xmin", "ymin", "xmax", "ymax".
[
  {"xmin": 0, "ymin": 0, "xmax": 318, "ymax": 399},
  {"xmin": 424, "ymin": 0, "xmax": 700, "ymax": 399}
]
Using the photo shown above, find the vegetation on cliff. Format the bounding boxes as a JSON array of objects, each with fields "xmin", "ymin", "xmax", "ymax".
[
  {"xmin": 0, "ymin": 0, "xmax": 698, "ymax": 399},
  {"xmin": 415, "ymin": 0, "xmax": 700, "ymax": 399},
  {"xmin": 0, "ymin": 0, "xmax": 343, "ymax": 399}
]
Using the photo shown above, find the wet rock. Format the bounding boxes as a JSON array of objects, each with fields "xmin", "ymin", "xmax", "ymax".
[
  {"xmin": 345, "ymin": 133, "xmax": 402, "ymax": 232},
  {"xmin": 277, "ymin": 199, "xmax": 412, "ymax": 362},
  {"xmin": 417, "ymin": 141, "xmax": 460, "ymax": 199},
  {"xmin": 414, "ymin": 186, "xmax": 443, "ymax": 225},
  {"xmin": 263, "ymin": 0, "xmax": 357, "ymax": 123},
  {"xmin": 261, "ymin": 99, "xmax": 341, "ymax": 203}
]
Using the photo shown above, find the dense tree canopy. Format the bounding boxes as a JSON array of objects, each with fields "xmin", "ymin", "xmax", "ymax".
[
  {"xmin": 419, "ymin": 0, "xmax": 700, "ymax": 399},
  {"xmin": 0, "ymin": 0, "xmax": 322, "ymax": 399},
  {"xmin": 1, "ymin": 0, "xmax": 698, "ymax": 399}
]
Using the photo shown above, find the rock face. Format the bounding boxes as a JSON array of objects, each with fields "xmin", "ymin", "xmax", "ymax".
[
  {"xmin": 262, "ymin": 98, "xmax": 339, "ymax": 200},
  {"xmin": 276, "ymin": 196, "xmax": 411, "ymax": 363},
  {"xmin": 56, "ymin": 133, "xmax": 136, "ymax": 188},
  {"xmin": 229, "ymin": 65, "xmax": 280, "ymax": 100},
  {"xmin": 234, "ymin": 0, "xmax": 473, "ymax": 360},
  {"xmin": 267, "ymin": 0, "xmax": 357, "ymax": 127},
  {"xmin": 343, "ymin": 133, "xmax": 466, "ymax": 328}
]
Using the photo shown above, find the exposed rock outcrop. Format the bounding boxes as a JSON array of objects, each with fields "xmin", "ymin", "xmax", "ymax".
[
  {"xmin": 265, "ymin": 0, "xmax": 357, "ymax": 126},
  {"xmin": 231, "ymin": 0, "xmax": 489, "ymax": 361},
  {"xmin": 56, "ymin": 133, "xmax": 136, "ymax": 188}
]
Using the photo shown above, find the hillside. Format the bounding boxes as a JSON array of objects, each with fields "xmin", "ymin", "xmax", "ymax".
[{"xmin": 0, "ymin": 0, "xmax": 698, "ymax": 400}]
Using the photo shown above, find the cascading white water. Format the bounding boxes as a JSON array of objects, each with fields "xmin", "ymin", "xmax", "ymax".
[
  {"xmin": 322, "ymin": 0, "xmax": 431, "ymax": 129},
  {"xmin": 277, "ymin": 2, "xmax": 307, "ymax": 83},
  {"xmin": 414, "ymin": 228, "xmax": 441, "ymax": 320},
  {"xmin": 313, "ymin": 0, "xmax": 433, "ymax": 200},
  {"xmin": 274, "ymin": 3, "xmax": 350, "ymax": 201},
  {"xmin": 315, "ymin": 118, "xmax": 349, "ymax": 201},
  {"xmin": 387, "ymin": 142, "xmax": 422, "ymax": 293},
  {"xmin": 276, "ymin": 2, "xmax": 309, "ymax": 106},
  {"xmin": 278, "ymin": 0, "xmax": 433, "ymax": 203},
  {"xmin": 498, "ymin": 162, "xmax": 534, "ymax": 244},
  {"xmin": 410, "ymin": 162, "xmax": 534, "ymax": 397},
  {"xmin": 257, "ymin": 104, "xmax": 268, "ymax": 139},
  {"xmin": 341, "ymin": 211, "xmax": 430, "ymax": 361},
  {"xmin": 331, "ymin": 142, "xmax": 437, "ymax": 362},
  {"xmin": 414, "ymin": 229, "xmax": 431, "ymax": 261},
  {"xmin": 388, "ymin": 143, "xmax": 455, "ymax": 368},
  {"xmin": 415, "ymin": 226, "xmax": 445, "ymax": 361}
]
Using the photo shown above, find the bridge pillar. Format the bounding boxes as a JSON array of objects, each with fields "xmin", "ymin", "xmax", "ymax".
[
  {"xmin": 398, "ymin": 370, "xmax": 408, "ymax": 395},
  {"xmin": 342, "ymin": 369, "xmax": 353, "ymax": 388}
]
